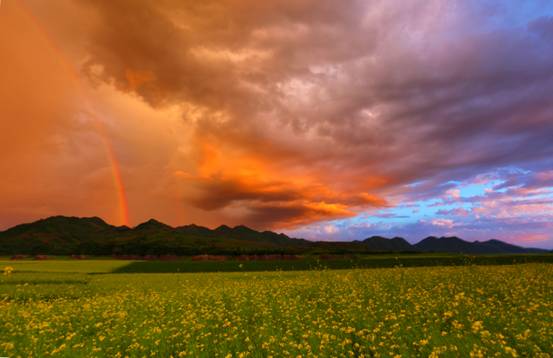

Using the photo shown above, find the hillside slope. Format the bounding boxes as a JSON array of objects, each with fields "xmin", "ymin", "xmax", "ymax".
[{"xmin": 0, "ymin": 217, "xmax": 548, "ymax": 255}]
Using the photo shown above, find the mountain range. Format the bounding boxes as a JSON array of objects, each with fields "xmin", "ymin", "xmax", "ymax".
[{"xmin": 0, "ymin": 216, "xmax": 549, "ymax": 256}]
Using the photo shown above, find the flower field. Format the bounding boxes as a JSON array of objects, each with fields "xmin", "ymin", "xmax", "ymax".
[{"xmin": 0, "ymin": 263, "xmax": 552, "ymax": 357}]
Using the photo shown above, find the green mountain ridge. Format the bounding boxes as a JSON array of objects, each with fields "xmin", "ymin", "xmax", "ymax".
[{"xmin": 0, "ymin": 216, "xmax": 549, "ymax": 256}]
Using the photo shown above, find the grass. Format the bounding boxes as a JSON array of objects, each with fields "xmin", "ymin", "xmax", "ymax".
[
  {"xmin": 2, "ymin": 254, "xmax": 552, "ymax": 274},
  {"xmin": 0, "ymin": 261, "xmax": 551, "ymax": 357},
  {"xmin": 0, "ymin": 259, "xmax": 132, "ymax": 273},
  {"xmin": 113, "ymin": 254, "xmax": 553, "ymax": 273}
]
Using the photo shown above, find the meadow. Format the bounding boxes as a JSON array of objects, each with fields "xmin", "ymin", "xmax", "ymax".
[{"xmin": 0, "ymin": 261, "xmax": 552, "ymax": 357}]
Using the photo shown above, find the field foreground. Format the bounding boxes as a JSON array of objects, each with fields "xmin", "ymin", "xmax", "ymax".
[{"xmin": 1, "ymin": 263, "xmax": 552, "ymax": 357}]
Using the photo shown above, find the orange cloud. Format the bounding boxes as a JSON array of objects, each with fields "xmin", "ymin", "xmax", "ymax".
[
  {"xmin": 171, "ymin": 134, "xmax": 387, "ymax": 228},
  {"xmin": 125, "ymin": 68, "xmax": 156, "ymax": 92},
  {"xmin": 0, "ymin": 0, "xmax": 389, "ymax": 230}
]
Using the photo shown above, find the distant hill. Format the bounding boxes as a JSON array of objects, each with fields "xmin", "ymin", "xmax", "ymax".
[
  {"xmin": 0, "ymin": 216, "xmax": 310, "ymax": 256},
  {"xmin": 363, "ymin": 236, "xmax": 413, "ymax": 251},
  {"xmin": 0, "ymin": 216, "xmax": 549, "ymax": 256},
  {"xmin": 413, "ymin": 236, "xmax": 548, "ymax": 254}
]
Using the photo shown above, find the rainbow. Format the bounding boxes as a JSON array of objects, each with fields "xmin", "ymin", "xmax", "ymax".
[
  {"xmin": 95, "ymin": 123, "xmax": 131, "ymax": 227},
  {"xmin": 14, "ymin": 1, "xmax": 130, "ymax": 226}
]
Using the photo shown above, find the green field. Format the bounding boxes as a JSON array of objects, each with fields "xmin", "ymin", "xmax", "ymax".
[
  {"xmin": 1, "ymin": 260, "xmax": 552, "ymax": 357},
  {"xmin": 2, "ymin": 253, "xmax": 553, "ymax": 274},
  {"xmin": 113, "ymin": 254, "xmax": 553, "ymax": 273}
]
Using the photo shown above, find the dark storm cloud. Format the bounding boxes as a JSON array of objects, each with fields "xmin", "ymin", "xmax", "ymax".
[
  {"xmin": 78, "ymin": 0, "xmax": 553, "ymax": 227},
  {"xmin": 4, "ymin": 0, "xmax": 553, "ymax": 233}
]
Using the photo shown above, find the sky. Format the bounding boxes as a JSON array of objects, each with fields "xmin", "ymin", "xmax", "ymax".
[{"xmin": 1, "ymin": 0, "xmax": 553, "ymax": 248}]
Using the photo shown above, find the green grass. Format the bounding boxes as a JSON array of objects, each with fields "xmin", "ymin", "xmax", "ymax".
[
  {"xmin": 0, "ymin": 262, "xmax": 551, "ymax": 357},
  {"xmin": 2, "ymin": 254, "xmax": 552, "ymax": 275},
  {"xmin": 0, "ymin": 260, "xmax": 132, "ymax": 273},
  {"xmin": 114, "ymin": 254, "xmax": 553, "ymax": 273}
]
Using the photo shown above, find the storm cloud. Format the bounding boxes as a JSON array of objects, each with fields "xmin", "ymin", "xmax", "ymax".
[{"xmin": 1, "ymin": 0, "xmax": 552, "ymax": 246}]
